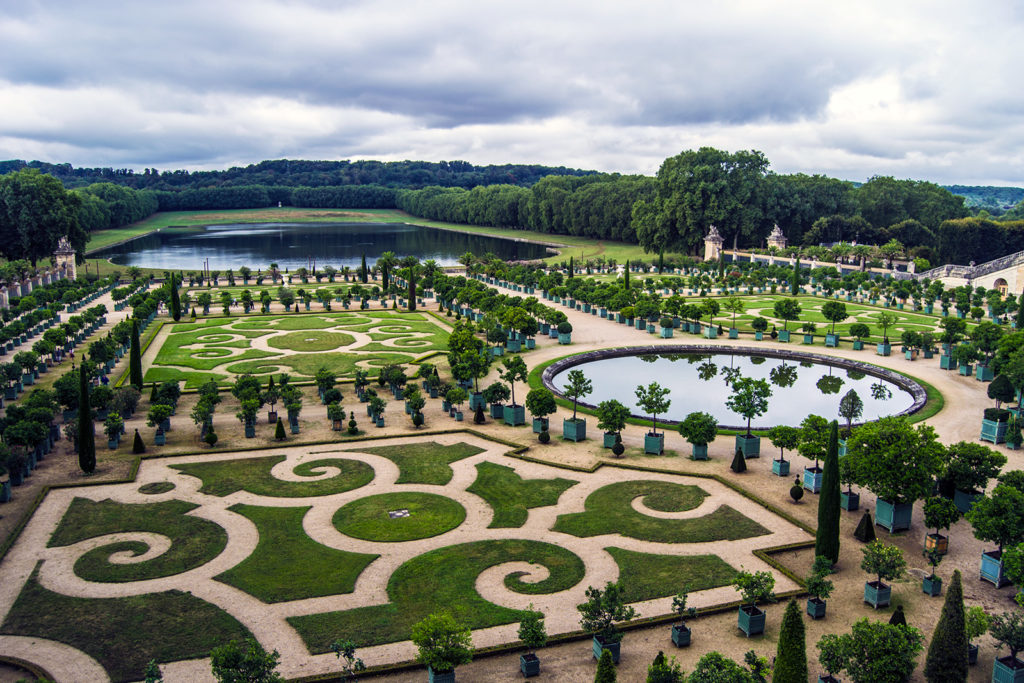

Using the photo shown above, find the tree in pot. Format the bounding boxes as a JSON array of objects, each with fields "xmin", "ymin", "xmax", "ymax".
[
  {"xmin": 821, "ymin": 300, "xmax": 848, "ymax": 342},
  {"xmin": 773, "ymin": 298, "xmax": 801, "ymax": 340},
  {"xmin": 816, "ymin": 618, "xmax": 924, "ymax": 683},
  {"xmin": 965, "ymin": 605, "xmax": 991, "ymax": 665},
  {"xmin": 941, "ymin": 440, "xmax": 1005, "ymax": 510},
  {"xmin": 922, "ymin": 496, "xmax": 960, "ymax": 555},
  {"xmin": 1005, "ymin": 542, "xmax": 1024, "ymax": 606},
  {"xmin": 797, "ymin": 414, "xmax": 829, "ymax": 493},
  {"xmin": 805, "ymin": 555, "xmax": 834, "ymax": 620},
  {"xmin": 561, "ymin": 368, "xmax": 592, "ymax": 441},
  {"xmin": 844, "ymin": 416, "xmax": 944, "ymax": 532},
  {"xmin": 990, "ymin": 610, "xmax": 1024, "ymax": 676},
  {"xmin": 860, "ymin": 540, "xmax": 906, "ymax": 609},
  {"xmin": 669, "ymin": 589, "xmax": 697, "ymax": 647},
  {"xmin": 327, "ymin": 402, "xmax": 345, "ymax": 431},
  {"xmin": 678, "ymin": 411, "xmax": 717, "ymax": 460},
  {"xmin": 966, "ymin": 482, "xmax": 1024, "ymax": 587},
  {"xmin": 875, "ymin": 310, "xmax": 896, "ymax": 346},
  {"xmin": 767, "ymin": 424, "xmax": 798, "ymax": 476},
  {"xmin": 516, "ymin": 605, "xmax": 546, "ymax": 677},
  {"xmin": 731, "ymin": 569, "xmax": 775, "ymax": 637},
  {"xmin": 525, "ymin": 387, "xmax": 556, "ymax": 439},
  {"xmin": 411, "ymin": 611, "xmax": 473, "ymax": 681},
  {"xmin": 499, "ymin": 356, "xmax": 528, "ymax": 425},
  {"xmin": 147, "ymin": 403, "xmax": 173, "ymax": 437},
  {"xmin": 596, "ymin": 399, "xmax": 630, "ymax": 453},
  {"xmin": 577, "ymin": 580, "xmax": 636, "ymax": 662},
  {"xmin": 482, "ymin": 381, "xmax": 510, "ymax": 419},
  {"xmin": 634, "ymin": 381, "xmax": 670, "ymax": 455},
  {"xmin": 725, "ymin": 376, "xmax": 771, "ymax": 457}
]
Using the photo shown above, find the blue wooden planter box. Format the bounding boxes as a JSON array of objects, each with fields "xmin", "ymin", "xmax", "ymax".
[
  {"xmin": 993, "ymin": 657, "xmax": 1024, "ymax": 682},
  {"xmin": 532, "ymin": 417, "xmax": 548, "ymax": 433},
  {"xmin": 755, "ymin": 331, "xmax": 764, "ymax": 341},
  {"xmin": 704, "ymin": 326, "xmax": 718, "ymax": 339},
  {"xmin": 691, "ymin": 444, "xmax": 708, "ymax": 460},
  {"xmin": 492, "ymin": 346, "xmax": 504, "ymax": 356},
  {"xmin": 735, "ymin": 434, "xmax": 760, "ymax": 458},
  {"xmin": 469, "ymin": 393, "xmax": 485, "ymax": 411},
  {"xmin": 803, "ymin": 334, "xmax": 815, "ymax": 345},
  {"xmin": 954, "ymin": 488, "xmax": 982, "ymax": 514},
  {"xmin": 603, "ymin": 432, "xmax": 618, "ymax": 448},
  {"xmin": 852, "ymin": 339, "xmax": 864, "ymax": 350},
  {"xmin": 738, "ymin": 605, "xmax": 766, "ymax": 637},
  {"xmin": 959, "ymin": 363, "xmax": 974, "ymax": 376},
  {"xmin": 825, "ymin": 333, "xmax": 839, "ymax": 347},
  {"xmin": 520, "ymin": 654, "xmax": 540, "ymax": 677},
  {"xmin": 876, "ymin": 499, "xmax": 913, "ymax": 532},
  {"xmin": 864, "ymin": 581, "xmax": 891, "ymax": 608},
  {"xmin": 558, "ymin": 333, "xmax": 571, "ymax": 344},
  {"xmin": 506, "ymin": 338, "xmax": 522, "ymax": 352},
  {"xmin": 661, "ymin": 327, "xmax": 673, "ymax": 338},
  {"xmin": 977, "ymin": 364, "xmax": 995, "ymax": 381},
  {"xmin": 729, "ymin": 328, "xmax": 739, "ymax": 339},
  {"xmin": 940, "ymin": 354, "xmax": 954, "ymax": 369},
  {"xmin": 778, "ymin": 330, "xmax": 791, "ymax": 342},
  {"xmin": 981, "ymin": 419, "xmax": 1008, "ymax": 444},
  {"xmin": 877, "ymin": 342, "xmax": 891, "ymax": 356},
  {"xmin": 803, "ymin": 467, "xmax": 823, "ymax": 493},
  {"xmin": 427, "ymin": 667, "xmax": 455, "ymax": 683},
  {"xmin": 671, "ymin": 624, "xmax": 692, "ymax": 647},
  {"xmin": 154, "ymin": 431, "xmax": 166, "ymax": 446},
  {"xmin": 563, "ymin": 418, "xmax": 586, "ymax": 441},
  {"xmin": 592, "ymin": 636, "xmax": 620, "ymax": 663},
  {"xmin": 244, "ymin": 424, "xmax": 256, "ymax": 438},
  {"xmin": 489, "ymin": 404, "xmax": 504, "ymax": 419},
  {"xmin": 841, "ymin": 491, "xmax": 860, "ymax": 511},
  {"xmin": 981, "ymin": 550, "xmax": 1010, "ymax": 587},
  {"xmin": 644, "ymin": 433, "xmax": 664, "ymax": 455},
  {"xmin": 922, "ymin": 575, "xmax": 942, "ymax": 596},
  {"xmin": 772, "ymin": 459, "xmax": 790, "ymax": 476},
  {"xmin": 806, "ymin": 598, "xmax": 827, "ymax": 619},
  {"xmin": 503, "ymin": 404, "xmax": 525, "ymax": 426}
]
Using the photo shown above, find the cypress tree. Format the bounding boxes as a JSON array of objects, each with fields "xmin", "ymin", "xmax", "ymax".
[
  {"xmin": 791, "ymin": 257, "xmax": 800, "ymax": 295},
  {"xmin": 170, "ymin": 273, "xmax": 181, "ymax": 321},
  {"xmin": 360, "ymin": 254, "xmax": 368, "ymax": 283},
  {"xmin": 854, "ymin": 510, "xmax": 876, "ymax": 543},
  {"xmin": 924, "ymin": 569, "xmax": 968, "ymax": 682},
  {"xmin": 731, "ymin": 448, "xmax": 747, "ymax": 473},
  {"xmin": 623, "ymin": 261, "xmax": 630, "ymax": 290},
  {"xmin": 816, "ymin": 420, "xmax": 842, "ymax": 564},
  {"xmin": 595, "ymin": 648, "xmax": 616, "ymax": 683},
  {"xmin": 658, "ymin": 249, "xmax": 664, "ymax": 274},
  {"xmin": 77, "ymin": 366, "xmax": 95, "ymax": 473},
  {"xmin": 275, "ymin": 417, "xmax": 286, "ymax": 441},
  {"xmin": 773, "ymin": 599, "xmax": 807, "ymax": 683},
  {"xmin": 569, "ymin": 256, "xmax": 574, "ymax": 279},
  {"xmin": 132, "ymin": 429, "xmax": 145, "ymax": 454},
  {"xmin": 129, "ymin": 319, "xmax": 143, "ymax": 390}
]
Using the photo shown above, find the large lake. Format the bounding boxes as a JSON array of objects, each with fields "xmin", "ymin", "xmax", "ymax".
[{"xmin": 93, "ymin": 222, "xmax": 551, "ymax": 270}]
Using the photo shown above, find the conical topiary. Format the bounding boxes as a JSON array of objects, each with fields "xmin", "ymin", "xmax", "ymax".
[
  {"xmin": 889, "ymin": 604, "xmax": 907, "ymax": 627},
  {"xmin": 474, "ymin": 404, "xmax": 485, "ymax": 424},
  {"xmin": 854, "ymin": 510, "xmax": 876, "ymax": 543},
  {"xmin": 773, "ymin": 599, "xmax": 807, "ymax": 683},
  {"xmin": 275, "ymin": 417, "xmax": 286, "ymax": 440},
  {"xmin": 731, "ymin": 448, "xmax": 747, "ymax": 473},
  {"xmin": 924, "ymin": 569, "xmax": 968, "ymax": 682},
  {"xmin": 595, "ymin": 648, "xmax": 616, "ymax": 683},
  {"xmin": 816, "ymin": 421, "xmax": 842, "ymax": 565},
  {"xmin": 132, "ymin": 429, "xmax": 145, "ymax": 454}
]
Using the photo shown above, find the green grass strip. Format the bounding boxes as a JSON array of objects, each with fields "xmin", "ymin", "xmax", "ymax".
[
  {"xmin": 333, "ymin": 492, "xmax": 466, "ymax": 542},
  {"xmin": 347, "ymin": 441, "xmax": 484, "ymax": 485},
  {"xmin": 607, "ymin": 547, "xmax": 738, "ymax": 602},
  {"xmin": 171, "ymin": 455, "xmax": 374, "ymax": 498},
  {"xmin": 214, "ymin": 505, "xmax": 378, "ymax": 603},
  {"xmin": 49, "ymin": 498, "xmax": 227, "ymax": 582},
  {"xmin": 466, "ymin": 462, "xmax": 578, "ymax": 528},
  {"xmin": 287, "ymin": 539, "xmax": 585, "ymax": 652},
  {"xmin": 552, "ymin": 480, "xmax": 769, "ymax": 543}
]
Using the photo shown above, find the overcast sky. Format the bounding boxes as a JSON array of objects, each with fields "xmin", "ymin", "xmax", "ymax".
[{"xmin": 1, "ymin": 1, "xmax": 1022, "ymax": 185}]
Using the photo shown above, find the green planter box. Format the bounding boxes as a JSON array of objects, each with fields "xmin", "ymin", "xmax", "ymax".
[
  {"xmin": 489, "ymin": 404, "xmax": 504, "ymax": 419},
  {"xmin": 803, "ymin": 466, "xmax": 822, "ymax": 493},
  {"xmin": 803, "ymin": 334, "xmax": 814, "ymax": 345},
  {"xmin": 772, "ymin": 459, "xmax": 790, "ymax": 476},
  {"xmin": 954, "ymin": 488, "xmax": 982, "ymax": 514},
  {"xmin": 977, "ymin": 364, "xmax": 995, "ymax": 381},
  {"xmin": 704, "ymin": 326, "xmax": 718, "ymax": 339},
  {"xmin": 841, "ymin": 491, "xmax": 860, "ymax": 511},
  {"xmin": 852, "ymin": 339, "xmax": 864, "ymax": 350},
  {"xmin": 981, "ymin": 550, "xmax": 1010, "ymax": 587},
  {"xmin": 864, "ymin": 581, "xmax": 891, "ymax": 608},
  {"xmin": 877, "ymin": 342, "xmax": 891, "ymax": 356},
  {"xmin": 737, "ymin": 605, "xmax": 766, "ymax": 637},
  {"xmin": 754, "ymin": 331, "xmax": 763, "ymax": 341},
  {"xmin": 644, "ymin": 433, "xmax": 664, "ymax": 455},
  {"xmin": 660, "ymin": 327, "xmax": 673, "ymax": 338},
  {"xmin": 427, "ymin": 667, "xmax": 455, "ymax": 683},
  {"xmin": 503, "ymin": 404, "xmax": 525, "ymax": 426},
  {"xmin": 735, "ymin": 434, "xmax": 760, "ymax": 458},
  {"xmin": 469, "ymin": 392, "xmax": 485, "ymax": 411},
  {"xmin": 592, "ymin": 636, "xmax": 620, "ymax": 663},
  {"xmin": 806, "ymin": 598, "xmax": 827, "ymax": 620},
  {"xmin": 940, "ymin": 354, "xmax": 954, "ymax": 370},
  {"xmin": 959, "ymin": 363, "xmax": 973, "ymax": 376},
  {"xmin": 691, "ymin": 444, "xmax": 708, "ymax": 460},
  {"xmin": 981, "ymin": 418, "xmax": 1008, "ymax": 444},
  {"xmin": 603, "ymin": 432, "xmax": 618, "ymax": 449},
  {"xmin": 825, "ymin": 333, "xmax": 839, "ymax": 347},
  {"xmin": 558, "ymin": 333, "xmax": 572, "ymax": 345},
  {"xmin": 563, "ymin": 418, "xmax": 586, "ymax": 442},
  {"xmin": 992, "ymin": 656, "xmax": 1024, "ymax": 682},
  {"xmin": 671, "ymin": 624, "xmax": 692, "ymax": 647},
  {"xmin": 922, "ymin": 575, "xmax": 942, "ymax": 596},
  {"xmin": 729, "ymin": 328, "xmax": 739, "ymax": 339},
  {"xmin": 876, "ymin": 498, "xmax": 913, "ymax": 533},
  {"xmin": 532, "ymin": 417, "xmax": 548, "ymax": 433},
  {"xmin": 520, "ymin": 654, "xmax": 540, "ymax": 678},
  {"xmin": 778, "ymin": 330, "xmax": 791, "ymax": 342}
]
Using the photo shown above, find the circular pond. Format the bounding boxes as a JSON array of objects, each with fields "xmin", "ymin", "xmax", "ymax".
[{"xmin": 545, "ymin": 346, "xmax": 924, "ymax": 429}]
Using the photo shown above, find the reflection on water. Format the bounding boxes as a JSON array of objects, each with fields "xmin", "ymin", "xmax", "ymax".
[
  {"xmin": 93, "ymin": 222, "xmax": 550, "ymax": 270},
  {"xmin": 551, "ymin": 352, "xmax": 914, "ymax": 427}
]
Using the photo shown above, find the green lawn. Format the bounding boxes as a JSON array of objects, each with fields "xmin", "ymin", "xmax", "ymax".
[
  {"xmin": 467, "ymin": 462, "xmax": 578, "ymax": 528},
  {"xmin": 552, "ymin": 481, "xmax": 769, "ymax": 543},
  {"xmin": 349, "ymin": 441, "xmax": 484, "ymax": 485},
  {"xmin": 333, "ymin": 492, "xmax": 466, "ymax": 542},
  {"xmin": 171, "ymin": 455, "xmax": 375, "ymax": 497},
  {"xmin": 49, "ymin": 498, "xmax": 228, "ymax": 582},
  {"xmin": 0, "ymin": 572, "xmax": 251, "ymax": 683},
  {"xmin": 288, "ymin": 539, "xmax": 585, "ymax": 651},
  {"xmin": 607, "ymin": 547, "xmax": 738, "ymax": 602},
  {"xmin": 215, "ymin": 505, "xmax": 378, "ymax": 603}
]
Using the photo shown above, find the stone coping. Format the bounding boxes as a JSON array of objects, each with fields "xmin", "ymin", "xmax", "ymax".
[{"xmin": 540, "ymin": 344, "xmax": 928, "ymax": 431}]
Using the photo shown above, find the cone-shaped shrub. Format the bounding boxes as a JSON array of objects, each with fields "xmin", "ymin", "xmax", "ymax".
[
  {"xmin": 731, "ymin": 448, "xmax": 747, "ymax": 473},
  {"xmin": 595, "ymin": 648, "xmax": 616, "ymax": 683},
  {"xmin": 129, "ymin": 319, "xmax": 143, "ymax": 390},
  {"xmin": 78, "ymin": 367, "xmax": 95, "ymax": 473},
  {"xmin": 816, "ymin": 420, "xmax": 842, "ymax": 564},
  {"xmin": 889, "ymin": 604, "xmax": 907, "ymax": 627},
  {"xmin": 275, "ymin": 417, "xmax": 286, "ymax": 441},
  {"xmin": 924, "ymin": 569, "xmax": 968, "ymax": 682},
  {"xmin": 773, "ymin": 599, "xmax": 808, "ymax": 683},
  {"xmin": 854, "ymin": 511, "xmax": 876, "ymax": 543},
  {"xmin": 132, "ymin": 429, "xmax": 145, "ymax": 454}
]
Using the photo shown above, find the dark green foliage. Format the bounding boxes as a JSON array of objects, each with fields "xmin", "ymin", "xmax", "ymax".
[
  {"xmin": 209, "ymin": 638, "xmax": 283, "ymax": 683},
  {"xmin": 791, "ymin": 257, "xmax": 800, "ymax": 295},
  {"xmin": 646, "ymin": 651, "xmax": 684, "ymax": 683},
  {"xmin": 132, "ymin": 429, "xmax": 145, "ymax": 454},
  {"xmin": 924, "ymin": 569, "xmax": 968, "ymax": 682},
  {"xmin": 889, "ymin": 605, "xmax": 906, "ymax": 627},
  {"xmin": 790, "ymin": 478, "xmax": 804, "ymax": 502},
  {"xmin": 688, "ymin": 652, "xmax": 751, "ymax": 682},
  {"xmin": 989, "ymin": 374, "xmax": 1016, "ymax": 407},
  {"xmin": 77, "ymin": 363, "xmax": 95, "ymax": 473},
  {"xmin": 595, "ymin": 648, "xmax": 616, "ymax": 683},
  {"xmin": 816, "ymin": 421, "xmax": 841, "ymax": 564},
  {"xmin": 474, "ymin": 404, "xmax": 485, "ymax": 424},
  {"xmin": 170, "ymin": 273, "xmax": 181, "ymax": 321},
  {"xmin": 129, "ymin": 318, "xmax": 143, "ymax": 390},
  {"xmin": 854, "ymin": 511, "xmax": 876, "ymax": 543},
  {"xmin": 774, "ymin": 600, "xmax": 807, "ymax": 683},
  {"xmin": 274, "ymin": 417, "xmax": 286, "ymax": 441},
  {"xmin": 731, "ymin": 448, "xmax": 747, "ymax": 473},
  {"xmin": 360, "ymin": 254, "xmax": 368, "ymax": 283}
]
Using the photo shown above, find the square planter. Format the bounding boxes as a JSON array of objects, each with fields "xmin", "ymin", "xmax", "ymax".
[
  {"xmin": 981, "ymin": 549, "xmax": 1010, "ymax": 587},
  {"xmin": 671, "ymin": 623, "xmax": 692, "ymax": 647},
  {"xmin": 737, "ymin": 605, "xmax": 766, "ymax": 637},
  {"xmin": 876, "ymin": 498, "xmax": 913, "ymax": 533},
  {"xmin": 852, "ymin": 339, "xmax": 864, "ymax": 350},
  {"xmin": 841, "ymin": 491, "xmax": 860, "ymax": 511},
  {"xmin": 954, "ymin": 489, "xmax": 982, "ymax": 514},
  {"xmin": 660, "ymin": 327, "xmax": 673, "ymax": 338},
  {"xmin": 922, "ymin": 575, "xmax": 942, "ymax": 596},
  {"xmin": 993, "ymin": 656, "xmax": 1024, "ymax": 682},
  {"xmin": 729, "ymin": 328, "xmax": 739, "ymax": 339},
  {"xmin": 969, "ymin": 643, "xmax": 978, "ymax": 665},
  {"xmin": 532, "ymin": 417, "xmax": 548, "ymax": 434},
  {"xmin": 704, "ymin": 326, "xmax": 718, "ymax": 339},
  {"xmin": 803, "ymin": 466, "xmax": 823, "ymax": 493},
  {"xmin": 154, "ymin": 431, "xmax": 166, "ymax": 446},
  {"xmin": 806, "ymin": 597, "xmax": 827, "ymax": 620},
  {"xmin": 940, "ymin": 354, "xmax": 954, "ymax": 370},
  {"xmin": 427, "ymin": 667, "xmax": 455, "ymax": 683},
  {"xmin": 503, "ymin": 404, "xmax": 526, "ymax": 426},
  {"xmin": 563, "ymin": 418, "xmax": 586, "ymax": 441},
  {"xmin": 603, "ymin": 432, "xmax": 618, "ymax": 449},
  {"xmin": 864, "ymin": 580, "xmax": 891, "ymax": 608},
  {"xmin": 489, "ymin": 404, "xmax": 504, "ymax": 419},
  {"xmin": 469, "ymin": 392, "xmax": 485, "ymax": 411},
  {"xmin": 981, "ymin": 418, "xmax": 1008, "ymax": 444},
  {"xmin": 959, "ymin": 363, "xmax": 974, "ymax": 376},
  {"xmin": 691, "ymin": 444, "xmax": 708, "ymax": 460},
  {"xmin": 592, "ymin": 636, "xmax": 620, "ymax": 663},
  {"xmin": 803, "ymin": 334, "xmax": 814, "ymax": 345},
  {"xmin": 977, "ymin": 365, "xmax": 995, "ymax": 381},
  {"xmin": 877, "ymin": 342, "xmax": 891, "ymax": 356},
  {"xmin": 772, "ymin": 459, "xmax": 790, "ymax": 476},
  {"xmin": 825, "ymin": 333, "xmax": 839, "ymax": 348},
  {"xmin": 735, "ymin": 434, "xmax": 760, "ymax": 458},
  {"xmin": 778, "ymin": 330, "xmax": 791, "ymax": 342},
  {"xmin": 644, "ymin": 432, "xmax": 664, "ymax": 455},
  {"xmin": 520, "ymin": 653, "xmax": 540, "ymax": 678},
  {"xmin": 558, "ymin": 333, "xmax": 571, "ymax": 345},
  {"xmin": 754, "ymin": 331, "xmax": 764, "ymax": 341}
]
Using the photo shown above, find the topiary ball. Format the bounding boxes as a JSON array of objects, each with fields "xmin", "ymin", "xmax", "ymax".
[
  {"xmin": 412, "ymin": 413, "xmax": 424, "ymax": 427},
  {"xmin": 612, "ymin": 441, "xmax": 625, "ymax": 457},
  {"xmin": 538, "ymin": 430, "xmax": 550, "ymax": 444},
  {"xmin": 790, "ymin": 478, "xmax": 804, "ymax": 502}
]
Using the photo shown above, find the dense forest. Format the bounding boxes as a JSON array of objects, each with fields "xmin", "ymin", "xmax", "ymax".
[{"xmin": 2, "ymin": 151, "xmax": 1024, "ymax": 268}]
